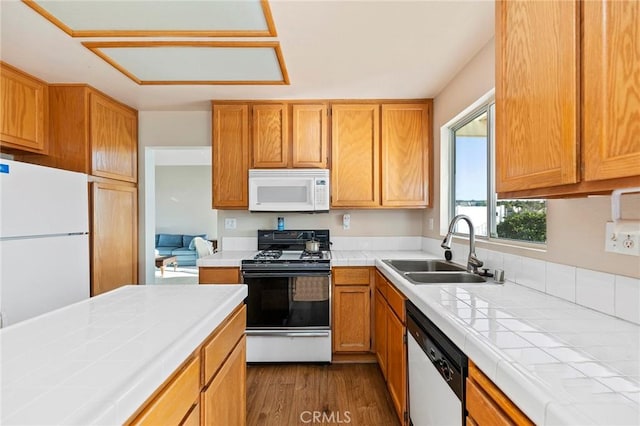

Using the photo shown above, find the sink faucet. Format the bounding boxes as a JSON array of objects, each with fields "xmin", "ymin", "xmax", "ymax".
[{"xmin": 441, "ymin": 214, "xmax": 484, "ymax": 274}]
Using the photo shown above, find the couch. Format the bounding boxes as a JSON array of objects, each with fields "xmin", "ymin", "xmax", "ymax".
[{"xmin": 155, "ymin": 233, "xmax": 207, "ymax": 267}]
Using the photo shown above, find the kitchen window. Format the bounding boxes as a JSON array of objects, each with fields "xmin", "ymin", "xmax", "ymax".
[{"xmin": 443, "ymin": 94, "xmax": 547, "ymax": 244}]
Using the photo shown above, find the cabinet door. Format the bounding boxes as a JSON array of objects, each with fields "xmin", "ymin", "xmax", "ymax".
[
  {"xmin": 212, "ymin": 104, "xmax": 249, "ymax": 208},
  {"xmin": 387, "ymin": 309, "xmax": 406, "ymax": 424},
  {"xmin": 331, "ymin": 104, "xmax": 380, "ymax": 207},
  {"xmin": 583, "ymin": 0, "xmax": 640, "ymax": 182},
  {"xmin": 333, "ymin": 285, "xmax": 371, "ymax": 353},
  {"xmin": 90, "ymin": 92, "xmax": 137, "ymax": 182},
  {"xmin": 91, "ymin": 182, "xmax": 138, "ymax": 296},
  {"xmin": 292, "ymin": 104, "xmax": 328, "ymax": 168},
  {"xmin": 0, "ymin": 63, "xmax": 48, "ymax": 153},
  {"xmin": 199, "ymin": 267, "xmax": 241, "ymax": 284},
  {"xmin": 381, "ymin": 103, "xmax": 430, "ymax": 207},
  {"xmin": 252, "ymin": 104, "xmax": 289, "ymax": 168},
  {"xmin": 202, "ymin": 336, "xmax": 247, "ymax": 426},
  {"xmin": 130, "ymin": 356, "xmax": 200, "ymax": 426},
  {"xmin": 374, "ymin": 289, "xmax": 388, "ymax": 379},
  {"xmin": 495, "ymin": 0, "xmax": 579, "ymax": 192}
]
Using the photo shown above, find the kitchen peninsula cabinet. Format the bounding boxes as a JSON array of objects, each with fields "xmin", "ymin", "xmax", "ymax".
[
  {"xmin": 128, "ymin": 304, "xmax": 247, "ymax": 426},
  {"xmin": 332, "ymin": 267, "xmax": 372, "ymax": 353},
  {"xmin": 496, "ymin": 0, "xmax": 640, "ymax": 198},
  {"xmin": 374, "ymin": 270, "xmax": 407, "ymax": 425},
  {"xmin": 212, "ymin": 103, "xmax": 250, "ymax": 209},
  {"xmin": 331, "ymin": 101, "xmax": 431, "ymax": 208},
  {"xmin": 0, "ymin": 62, "xmax": 48, "ymax": 154},
  {"xmin": 466, "ymin": 361, "xmax": 533, "ymax": 426}
]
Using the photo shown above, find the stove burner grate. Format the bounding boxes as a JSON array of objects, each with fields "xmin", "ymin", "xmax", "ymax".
[{"xmin": 254, "ymin": 249, "xmax": 282, "ymax": 260}]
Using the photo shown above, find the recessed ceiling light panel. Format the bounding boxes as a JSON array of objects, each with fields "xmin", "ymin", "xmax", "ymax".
[
  {"xmin": 83, "ymin": 42, "xmax": 290, "ymax": 85},
  {"xmin": 23, "ymin": 0, "xmax": 277, "ymax": 37}
]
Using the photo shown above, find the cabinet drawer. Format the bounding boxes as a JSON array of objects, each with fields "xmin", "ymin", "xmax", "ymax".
[
  {"xmin": 130, "ymin": 355, "xmax": 200, "ymax": 425},
  {"xmin": 386, "ymin": 283, "xmax": 405, "ymax": 323},
  {"xmin": 199, "ymin": 267, "xmax": 241, "ymax": 284},
  {"xmin": 333, "ymin": 267, "xmax": 371, "ymax": 285},
  {"xmin": 467, "ymin": 361, "xmax": 533, "ymax": 425},
  {"xmin": 466, "ymin": 378, "xmax": 512, "ymax": 426},
  {"xmin": 203, "ymin": 305, "xmax": 246, "ymax": 385}
]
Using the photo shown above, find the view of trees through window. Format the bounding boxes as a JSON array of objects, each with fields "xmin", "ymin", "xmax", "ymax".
[{"xmin": 451, "ymin": 103, "xmax": 546, "ymax": 244}]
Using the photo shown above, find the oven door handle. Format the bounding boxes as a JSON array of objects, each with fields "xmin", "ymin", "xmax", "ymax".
[
  {"xmin": 246, "ymin": 330, "xmax": 330, "ymax": 338},
  {"xmin": 241, "ymin": 271, "xmax": 331, "ymax": 278}
]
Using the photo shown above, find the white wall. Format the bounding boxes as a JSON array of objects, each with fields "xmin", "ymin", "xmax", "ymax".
[
  {"xmin": 427, "ymin": 37, "xmax": 640, "ymax": 278},
  {"xmin": 138, "ymin": 111, "xmax": 211, "ymax": 284},
  {"xmin": 155, "ymin": 166, "xmax": 217, "ymax": 239}
]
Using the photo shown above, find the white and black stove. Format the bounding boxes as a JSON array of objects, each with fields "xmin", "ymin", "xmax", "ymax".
[{"xmin": 241, "ymin": 230, "xmax": 332, "ymax": 363}]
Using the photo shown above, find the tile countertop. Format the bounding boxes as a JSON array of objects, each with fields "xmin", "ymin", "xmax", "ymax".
[
  {"xmin": 200, "ymin": 249, "xmax": 639, "ymax": 425},
  {"xmin": 0, "ymin": 284, "xmax": 248, "ymax": 425},
  {"xmin": 375, "ymin": 258, "xmax": 640, "ymax": 426}
]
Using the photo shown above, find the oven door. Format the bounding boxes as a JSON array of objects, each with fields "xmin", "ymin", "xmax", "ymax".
[
  {"xmin": 242, "ymin": 270, "xmax": 332, "ymax": 362},
  {"xmin": 242, "ymin": 270, "xmax": 331, "ymax": 330}
]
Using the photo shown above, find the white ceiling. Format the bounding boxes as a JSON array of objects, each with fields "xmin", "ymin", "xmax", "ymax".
[{"xmin": 0, "ymin": 0, "xmax": 495, "ymax": 111}]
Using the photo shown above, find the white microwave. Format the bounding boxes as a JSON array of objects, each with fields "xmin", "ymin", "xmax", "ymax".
[{"xmin": 248, "ymin": 169, "xmax": 330, "ymax": 212}]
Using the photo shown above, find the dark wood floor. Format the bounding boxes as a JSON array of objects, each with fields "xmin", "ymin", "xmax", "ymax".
[{"xmin": 247, "ymin": 363, "xmax": 400, "ymax": 426}]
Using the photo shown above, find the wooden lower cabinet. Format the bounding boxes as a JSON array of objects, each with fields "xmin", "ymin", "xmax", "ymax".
[
  {"xmin": 127, "ymin": 304, "xmax": 246, "ymax": 426},
  {"xmin": 332, "ymin": 267, "xmax": 372, "ymax": 354},
  {"xmin": 374, "ymin": 270, "xmax": 407, "ymax": 425},
  {"xmin": 202, "ymin": 335, "xmax": 247, "ymax": 426},
  {"xmin": 199, "ymin": 267, "xmax": 241, "ymax": 284},
  {"xmin": 333, "ymin": 285, "xmax": 371, "ymax": 352},
  {"xmin": 374, "ymin": 289, "xmax": 388, "ymax": 378},
  {"xmin": 129, "ymin": 355, "xmax": 200, "ymax": 426},
  {"xmin": 466, "ymin": 360, "xmax": 533, "ymax": 426}
]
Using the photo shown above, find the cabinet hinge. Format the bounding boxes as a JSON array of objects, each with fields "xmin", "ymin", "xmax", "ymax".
[
  {"xmin": 403, "ymin": 334, "xmax": 407, "ymax": 344},
  {"xmin": 404, "ymin": 411, "xmax": 408, "ymax": 422}
]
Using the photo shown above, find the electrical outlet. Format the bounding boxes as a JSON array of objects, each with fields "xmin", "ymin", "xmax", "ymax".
[
  {"xmin": 605, "ymin": 221, "xmax": 640, "ymax": 256},
  {"xmin": 224, "ymin": 218, "xmax": 237, "ymax": 230},
  {"xmin": 343, "ymin": 214, "xmax": 351, "ymax": 230},
  {"xmin": 428, "ymin": 218, "xmax": 434, "ymax": 231}
]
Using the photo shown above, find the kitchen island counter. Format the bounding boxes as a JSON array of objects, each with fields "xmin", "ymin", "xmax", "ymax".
[{"xmin": 0, "ymin": 284, "xmax": 247, "ymax": 425}]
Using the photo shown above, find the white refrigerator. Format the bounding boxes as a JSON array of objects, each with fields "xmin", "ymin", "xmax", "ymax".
[{"xmin": 0, "ymin": 159, "xmax": 90, "ymax": 327}]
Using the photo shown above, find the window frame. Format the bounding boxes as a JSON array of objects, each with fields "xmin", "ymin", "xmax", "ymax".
[{"xmin": 440, "ymin": 91, "xmax": 547, "ymax": 248}]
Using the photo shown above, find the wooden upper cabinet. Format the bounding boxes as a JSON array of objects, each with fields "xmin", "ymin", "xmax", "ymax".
[
  {"xmin": 252, "ymin": 104, "xmax": 288, "ymax": 168},
  {"xmin": 0, "ymin": 62, "xmax": 48, "ymax": 154},
  {"xmin": 495, "ymin": 0, "xmax": 580, "ymax": 193},
  {"xmin": 583, "ymin": 0, "xmax": 640, "ymax": 182},
  {"xmin": 292, "ymin": 104, "xmax": 328, "ymax": 168},
  {"xmin": 212, "ymin": 104, "xmax": 249, "ymax": 209},
  {"xmin": 89, "ymin": 92, "xmax": 137, "ymax": 182},
  {"xmin": 331, "ymin": 104, "xmax": 380, "ymax": 207},
  {"xmin": 381, "ymin": 103, "xmax": 430, "ymax": 207},
  {"xmin": 496, "ymin": 0, "xmax": 640, "ymax": 198},
  {"xmin": 16, "ymin": 85, "xmax": 138, "ymax": 182}
]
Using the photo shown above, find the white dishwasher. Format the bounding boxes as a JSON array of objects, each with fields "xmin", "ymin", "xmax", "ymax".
[{"xmin": 407, "ymin": 301, "xmax": 467, "ymax": 426}]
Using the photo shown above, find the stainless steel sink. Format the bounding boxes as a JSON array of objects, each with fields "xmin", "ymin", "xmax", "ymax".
[
  {"xmin": 382, "ymin": 259, "xmax": 466, "ymax": 273},
  {"xmin": 404, "ymin": 272, "xmax": 486, "ymax": 284}
]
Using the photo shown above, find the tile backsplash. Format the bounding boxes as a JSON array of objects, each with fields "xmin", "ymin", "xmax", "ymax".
[{"xmin": 422, "ymin": 237, "xmax": 640, "ymax": 325}]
